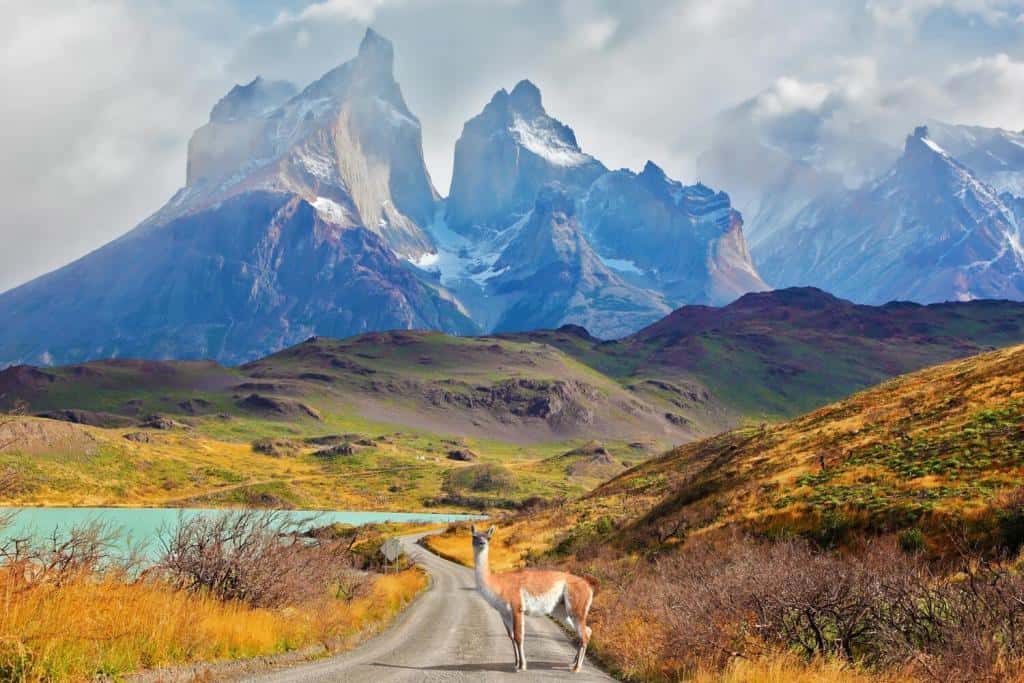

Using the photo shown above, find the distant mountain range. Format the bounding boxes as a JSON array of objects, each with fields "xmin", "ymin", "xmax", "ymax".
[{"xmin": 0, "ymin": 30, "xmax": 765, "ymax": 367}]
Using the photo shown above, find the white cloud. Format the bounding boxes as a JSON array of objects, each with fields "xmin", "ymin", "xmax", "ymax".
[
  {"xmin": 573, "ymin": 17, "xmax": 619, "ymax": 51},
  {"xmin": 867, "ymin": 0, "xmax": 1024, "ymax": 29},
  {"xmin": 942, "ymin": 53, "xmax": 1024, "ymax": 127},
  {"xmin": 750, "ymin": 78, "xmax": 832, "ymax": 119},
  {"xmin": 284, "ymin": 0, "xmax": 406, "ymax": 24},
  {"xmin": 0, "ymin": 1, "xmax": 230, "ymax": 293}
]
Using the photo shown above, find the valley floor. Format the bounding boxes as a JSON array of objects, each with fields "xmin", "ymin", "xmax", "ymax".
[{"xmin": 0, "ymin": 413, "xmax": 646, "ymax": 512}]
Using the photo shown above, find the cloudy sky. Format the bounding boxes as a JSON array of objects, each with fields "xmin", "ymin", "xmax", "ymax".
[{"xmin": 3, "ymin": 0, "xmax": 1024, "ymax": 292}]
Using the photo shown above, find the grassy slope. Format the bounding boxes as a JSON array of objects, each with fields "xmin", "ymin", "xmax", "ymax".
[
  {"xmin": 594, "ymin": 342, "xmax": 1024, "ymax": 549},
  {"xmin": 514, "ymin": 289, "xmax": 1024, "ymax": 422},
  {"xmin": 428, "ymin": 342, "xmax": 1024, "ymax": 562},
  {"xmin": 1, "ymin": 332, "xmax": 685, "ymax": 444},
  {"xmin": 0, "ymin": 413, "xmax": 642, "ymax": 510}
]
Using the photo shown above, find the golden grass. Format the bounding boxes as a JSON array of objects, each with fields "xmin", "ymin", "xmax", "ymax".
[
  {"xmin": 0, "ymin": 568, "xmax": 426, "ymax": 682},
  {"xmin": 0, "ymin": 414, "xmax": 591, "ymax": 512},
  {"xmin": 690, "ymin": 653, "xmax": 913, "ymax": 683},
  {"xmin": 582, "ymin": 343, "xmax": 1024, "ymax": 549}
]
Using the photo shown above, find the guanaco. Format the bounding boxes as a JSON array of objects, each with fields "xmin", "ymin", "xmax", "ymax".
[{"xmin": 470, "ymin": 524, "xmax": 593, "ymax": 673}]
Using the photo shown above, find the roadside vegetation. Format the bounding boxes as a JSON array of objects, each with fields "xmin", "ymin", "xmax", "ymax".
[
  {"xmin": 0, "ymin": 509, "xmax": 426, "ymax": 681},
  {"xmin": 426, "ymin": 344, "xmax": 1024, "ymax": 682}
]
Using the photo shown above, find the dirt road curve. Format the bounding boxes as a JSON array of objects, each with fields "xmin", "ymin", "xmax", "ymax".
[{"xmin": 252, "ymin": 534, "xmax": 616, "ymax": 682}]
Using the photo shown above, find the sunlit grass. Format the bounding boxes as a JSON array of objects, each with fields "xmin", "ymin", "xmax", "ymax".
[
  {"xmin": 0, "ymin": 568, "xmax": 426, "ymax": 681},
  {"xmin": 0, "ymin": 413, "xmax": 596, "ymax": 511}
]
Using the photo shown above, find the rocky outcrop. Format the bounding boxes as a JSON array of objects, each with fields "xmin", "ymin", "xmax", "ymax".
[
  {"xmin": 235, "ymin": 393, "xmax": 323, "ymax": 420},
  {"xmin": 181, "ymin": 29, "xmax": 438, "ymax": 257},
  {"xmin": 487, "ymin": 184, "xmax": 671, "ymax": 336},
  {"xmin": 580, "ymin": 161, "xmax": 768, "ymax": 306},
  {"xmin": 34, "ymin": 409, "xmax": 136, "ymax": 429},
  {"xmin": 446, "ymin": 448, "xmax": 478, "ymax": 461}
]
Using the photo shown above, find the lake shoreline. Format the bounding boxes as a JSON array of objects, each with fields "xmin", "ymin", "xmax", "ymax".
[{"xmin": 0, "ymin": 506, "xmax": 482, "ymax": 559}]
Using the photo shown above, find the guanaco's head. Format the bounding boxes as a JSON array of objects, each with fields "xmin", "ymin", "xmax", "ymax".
[{"xmin": 470, "ymin": 524, "xmax": 495, "ymax": 551}]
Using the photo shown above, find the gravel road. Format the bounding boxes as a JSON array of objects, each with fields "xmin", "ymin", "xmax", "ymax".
[{"xmin": 251, "ymin": 534, "xmax": 615, "ymax": 682}]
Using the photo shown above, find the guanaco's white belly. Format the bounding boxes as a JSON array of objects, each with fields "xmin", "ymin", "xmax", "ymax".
[{"xmin": 521, "ymin": 580, "xmax": 565, "ymax": 616}]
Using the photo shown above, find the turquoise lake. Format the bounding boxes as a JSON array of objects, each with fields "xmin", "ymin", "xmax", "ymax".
[{"xmin": 0, "ymin": 507, "xmax": 478, "ymax": 557}]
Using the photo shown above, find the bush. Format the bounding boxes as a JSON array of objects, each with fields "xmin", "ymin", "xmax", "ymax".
[
  {"xmin": 157, "ymin": 511, "xmax": 366, "ymax": 607},
  {"xmin": 0, "ymin": 519, "xmax": 129, "ymax": 586},
  {"xmin": 898, "ymin": 527, "xmax": 926, "ymax": 554},
  {"xmin": 442, "ymin": 464, "xmax": 515, "ymax": 495},
  {"xmin": 581, "ymin": 534, "xmax": 1024, "ymax": 681},
  {"xmin": 996, "ymin": 487, "xmax": 1024, "ymax": 554}
]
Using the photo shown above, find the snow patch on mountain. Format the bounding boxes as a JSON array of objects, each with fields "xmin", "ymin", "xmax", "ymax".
[
  {"xmin": 375, "ymin": 96, "xmax": 419, "ymax": 129},
  {"xmin": 268, "ymin": 97, "xmax": 334, "ymax": 151},
  {"xmin": 295, "ymin": 148, "xmax": 337, "ymax": 182},
  {"xmin": 411, "ymin": 206, "xmax": 526, "ymax": 290},
  {"xmin": 312, "ymin": 197, "xmax": 354, "ymax": 226},
  {"xmin": 920, "ymin": 136, "xmax": 949, "ymax": 157},
  {"xmin": 509, "ymin": 117, "xmax": 591, "ymax": 167},
  {"xmin": 599, "ymin": 256, "xmax": 644, "ymax": 274}
]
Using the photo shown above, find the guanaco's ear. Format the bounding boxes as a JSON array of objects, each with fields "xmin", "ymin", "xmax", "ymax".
[
  {"xmin": 486, "ymin": 525, "xmax": 496, "ymax": 538},
  {"xmin": 470, "ymin": 523, "xmax": 477, "ymax": 535}
]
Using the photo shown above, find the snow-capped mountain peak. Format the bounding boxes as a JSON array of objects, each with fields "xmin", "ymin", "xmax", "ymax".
[
  {"xmin": 903, "ymin": 125, "xmax": 954, "ymax": 163},
  {"xmin": 509, "ymin": 79, "xmax": 544, "ymax": 112},
  {"xmin": 446, "ymin": 80, "xmax": 606, "ymax": 235},
  {"xmin": 474, "ymin": 79, "xmax": 592, "ymax": 167},
  {"xmin": 891, "ymin": 125, "xmax": 1015, "ymax": 229},
  {"xmin": 915, "ymin": 126, "xmax": 948, "ymax": 154},
  {"xmin": 755, "ymin": 124, "xmax": 1024, "ymax": 304},
  {"xmin": 209, "ymin": 76, "xmax": 297, "ymax": 124},
  {"xmin": 176, "ymin": 28, "xmax": 437, "ymax": 257},
  {"xmin": 927, "ymin": 120, "xmax": 1024, "ymax": 197}
]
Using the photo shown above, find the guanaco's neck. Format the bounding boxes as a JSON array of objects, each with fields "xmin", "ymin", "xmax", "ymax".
[{"xmin": 473, "ymin": 544, "xmax": 493, "ymax": 589}]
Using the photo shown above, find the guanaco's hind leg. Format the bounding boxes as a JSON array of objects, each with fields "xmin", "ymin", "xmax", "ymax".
[
  {"xmin": 513, "ymin": 610, "xmax": 526, "ymax": 671},
  {"xmin": 572, "ymin": 621, "xmax": 591, "ymax": 673},
  {"xmin": 568, "ymin": 582, "xmax": 593, "ymax": 673}
]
